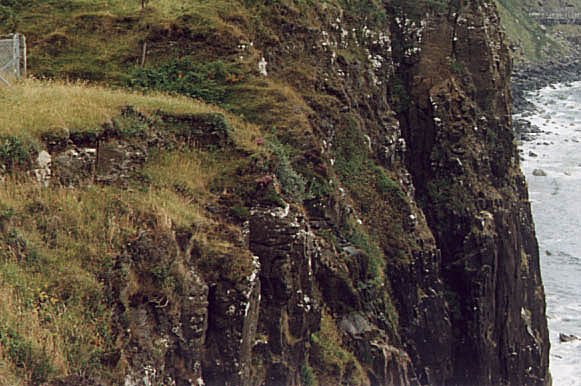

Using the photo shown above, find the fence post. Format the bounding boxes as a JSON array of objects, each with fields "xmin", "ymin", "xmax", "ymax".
[
  {"xmin": 13, "ymin": 33, "xmax": 20, "ymax": 79},
  {"xmin": 21, "ymin": 34, "xmax": 27, "ymax": 79}
]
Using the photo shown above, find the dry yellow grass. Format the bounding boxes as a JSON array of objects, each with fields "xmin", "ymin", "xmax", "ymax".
[
  {"xmin": 0, "ymin": 79, "xmax": 263, "ymax": 153},
  {"xmin": 0, "ymin": 285, "xmax": 67, "ymax": 384},
  {"xmin": 141, "ymin": 149, "xmax": 214, "ymax": 227},
  {"xmin": 75, "ymin": 0, "xmax": 244, "ymax": 19},
  {"xmin": 0, "ymin": 80, "xmax": 209, "ymax": 137}
]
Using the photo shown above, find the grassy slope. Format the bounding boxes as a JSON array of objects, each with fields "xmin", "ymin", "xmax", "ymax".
[
  {"xmin": 1, "ymin": 0, "xmax": 252, "ymax": 81},
  {"xmin": 0, "ymin": 1, "xmax": 320, "ymax": 383},
  {"xmin": 0, "ymin": 80, "xmax": 261, "ymax": 149},
  {"xmin": 494, "ymin": 0, "xmax": 581, "ymax": 62}
]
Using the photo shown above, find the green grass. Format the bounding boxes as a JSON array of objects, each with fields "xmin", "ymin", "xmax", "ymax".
[
  {"xmin": 1, "ymin": 0, "xmax": 253, "ymax": 81},
  {"xmin": 128, "ymin": 59, "xmax": 245, "ymax": 104},
  {"xmin": 494, "ymin": 0, "xmax": 570, "ymax": 62}
]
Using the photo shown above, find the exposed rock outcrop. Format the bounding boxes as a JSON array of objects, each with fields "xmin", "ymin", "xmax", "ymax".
[{"xmin": 390, "ymin": 1, "xmax": 550, "ymax": 385}]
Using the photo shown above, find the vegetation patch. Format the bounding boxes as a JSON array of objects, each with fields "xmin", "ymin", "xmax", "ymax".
[
  {"xmin": 310, "ymin": 311, "xmax": 369, "ymax": 386},
  {"xmin": 0, "ymin": 136, "xmax": 35, "ymax": 172},
  {"xmin": 267, "ymin": 136, "xmax": 307, "ymax": 202},
  {"xmin": 494, "ymin": 0, "xmax": 565, "ymax": 62},
  {"xmin": 128, "ymin": 59, "xmax": 245, "ymax": 105},
  {"xmin": 0, "ymin": 72, "xmax": 268, "ymax": 382},
  {"xmin": 0, "ymin": 80, "xmax": 263, "ymax": 154},
  {"xmin": 0, "ymin": 323, "xmax": 54, "ymax": 383}
]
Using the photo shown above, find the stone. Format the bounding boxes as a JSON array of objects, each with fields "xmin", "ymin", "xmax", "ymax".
[
  {"xmin": 248, "ymin": 206, "xmax": 321, "ymax": 385},
  {"xmin": 96, "ymin": 140, "xmax": 147, "ymax": 185},
  {"xmin": 33, "ymin": 150, "xmax": 52, "ymax": 186},
  {"xmin": 111, "ymin": 229, "xmax": 209, "ymax": 385},
  {"xmin": 532, "ymin": 168, "xmax": 547, "ymax": 176},
  {"xmin": 559, "ymin": 333, "xmax": 580, "ymax": 343},
  {"xmin": 52, "ymin": 147, "xmax": 96, "ymax": 186},
  {"xmin": 338, "ymin": 312, "xmax": 373, "ymax": 337},
  {"xmin": 258, "ymin": 57, "xmax": 268, "ymax": 77}
]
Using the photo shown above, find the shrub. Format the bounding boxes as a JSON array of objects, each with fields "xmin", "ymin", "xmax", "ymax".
[
  {"xmin": 229, "ymin": 205, "xmax": 250, "ymax": 221},
  {"xmin": 128, "ymin": 59, "xmax": 244, "ymax": 104},
  {"xmin": 450, "ymin": 60, "xmax": 464, "ymax": 75},
  {"xmin": 0, "ymin": 136, "xmax": 33, "ymax": 172},
  {"xmin": 268, "ymin": 137, "xmax": 306, "ymax": 202}
]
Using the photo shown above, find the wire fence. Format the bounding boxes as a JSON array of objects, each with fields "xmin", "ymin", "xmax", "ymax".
[{"xmin": 0, "ymin": 34, "xmax": 26, "ymax": 86}]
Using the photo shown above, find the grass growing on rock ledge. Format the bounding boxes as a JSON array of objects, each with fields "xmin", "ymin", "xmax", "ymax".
[
  {"xmin": 0, "ymin": 77, "xmax": 267, "ymax": 383},
  {"xmin": 0, "ymin": 178, "xmax": 211, "ymax": 383},
  {"xmin": 0, "ymin": 80, "xmax": 263, "ymax": 152},
  {"xmin": 0, "ymin": 148, "xmax": 247, "ymax": 383}
]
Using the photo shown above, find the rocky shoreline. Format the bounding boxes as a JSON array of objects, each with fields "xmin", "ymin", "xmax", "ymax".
[
  {"xmin": 512, "ymin": 57, "xmax": 581, "ymax": 114},
  {"xmin": 512, "ymin": 56, "xmax": 581, "ymax": 141}
]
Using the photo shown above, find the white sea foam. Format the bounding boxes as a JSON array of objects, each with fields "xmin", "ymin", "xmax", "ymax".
[{"xmin": 519, "ymin": 81, "xmax": 581, "ymax": 386}]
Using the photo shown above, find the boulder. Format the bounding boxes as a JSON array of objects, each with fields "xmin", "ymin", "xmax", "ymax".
[
  {"xmin": 532, "ymin": 169, "xmax": 547, "ymax": 177},
  {"xmin": 559, "ymin": 333, "xmax": 580, "ymax": 343}
]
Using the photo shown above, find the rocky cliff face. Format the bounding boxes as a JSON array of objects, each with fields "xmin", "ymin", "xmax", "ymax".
[
  {"xmin": 390, "ymin": 1, "xmax": 550, "ymax": 384},
  {"xmin": 0, "ymin": 1, "xmax": 550, "ymax": 385},
  {"xmin": 214, "ymin": 1, "xmax": 547, "ymax": 385}
]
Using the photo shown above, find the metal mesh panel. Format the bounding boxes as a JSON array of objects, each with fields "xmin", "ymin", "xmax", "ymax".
[{"xmin": 0, "ymin": 34, "xmax": 25, "ymax": 86}]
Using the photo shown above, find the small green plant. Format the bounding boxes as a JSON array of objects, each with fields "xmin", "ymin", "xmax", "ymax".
[
  {"xmin": 300, "ymin": 363, "xmax": 318, "ymax": 386},
  {"xmin": 267, "ymin": 137, "xmax": 306, "ymax": 202},
  {"xmin": 340, "ymin": 0, "xmax": 387, "ymax": 26},
  {"xmin": 373, "ymin": 165, "xmax": 405, "ymax": 201},
  {"xmin": 342, "ymin": 219, "xmax": 385, "ymax": 290},
  {"xmin": 0, "ymin": 324, "xmax": 55, "ymax": 383},
  {"xmin": 0, "ymin": 136, "xmax": 33, "ymax": 171},
  {"xmin": 450, "ymin": 60, "xmax": 464, "ymax": 75},
  {"xmin": 229, "ymin": 205, "xmax": 250, "ymax": 221},
  {"xmin": 128, "ymin": 59, "xmax": 244, "ymax": 105},
  {"xmin": 390, "ymin": 78, "xmax": 411, "ymax": 114},
  {"xmin": 310, "ymin": 312, "xmax": 368, "ymax": 385},
  {"xmin": 0, "ymin": 202, "xmax": 14, "ymax": 225}
]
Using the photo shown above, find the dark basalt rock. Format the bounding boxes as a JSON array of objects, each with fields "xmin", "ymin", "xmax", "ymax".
[
  {"xmin": 248, "ymin": 205, "xmax": 321, "ymax": 386},
  {"xmin": 389, "ymin": 1, "xmax": 550, "ymax": 385},
  {"xmin": 559, "ymin": 333, "xmax": 580, "ymax": 343}
]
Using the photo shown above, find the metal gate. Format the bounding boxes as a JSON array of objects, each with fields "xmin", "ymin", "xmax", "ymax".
[{"xmin": 0, "ymin": 34, "xmax": 26, "ymax": 86}]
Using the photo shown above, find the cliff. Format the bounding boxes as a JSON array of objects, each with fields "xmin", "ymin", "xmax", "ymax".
[{"xmin": 0, "ymin": 1, "xmax": 549, "ymax": 385}]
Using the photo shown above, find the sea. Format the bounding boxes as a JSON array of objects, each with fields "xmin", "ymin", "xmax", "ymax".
[{"xmin": 517, "ymin": 81, "xmax": 581, "ymax": 386}]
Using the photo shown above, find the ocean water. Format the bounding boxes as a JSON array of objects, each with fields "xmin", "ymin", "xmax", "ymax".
[{"xmin": 518, "ymin": 82, "xmax": 581, "ymax": 386}]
